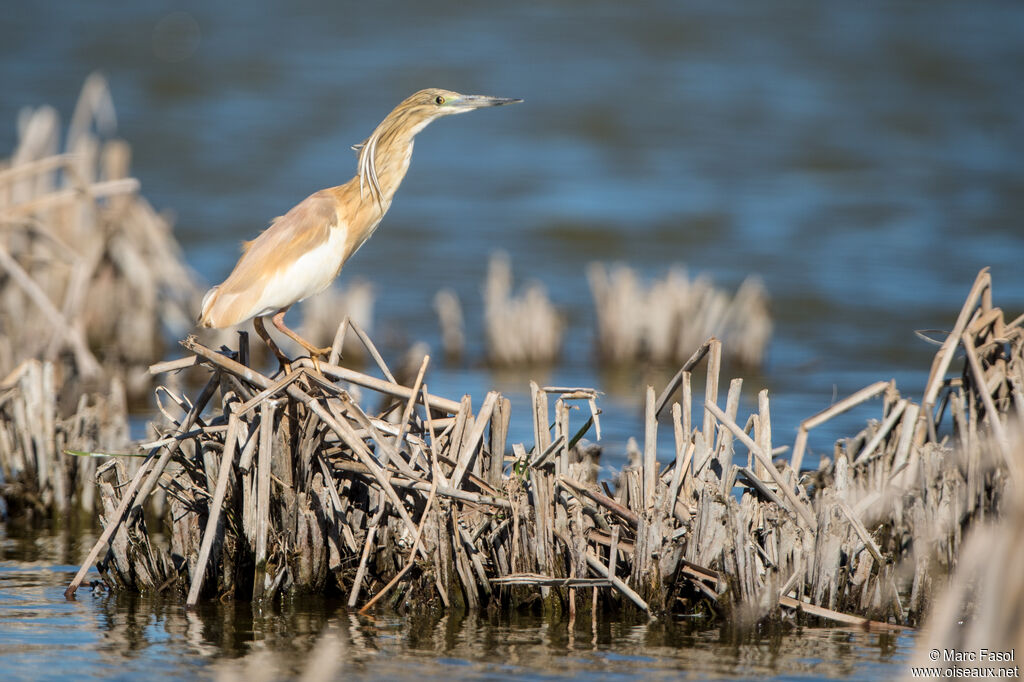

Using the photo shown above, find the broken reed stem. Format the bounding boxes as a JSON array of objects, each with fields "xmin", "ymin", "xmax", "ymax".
[
  {"xmin": 922, "ymin": 268, "xmax": 991, "ymax": 410},
  {"xmin": 790, "ymin": 380, "xmax": 889, "ymax": 472},
  {"xmin": 654, "ymin": 337, "xmax": 714, "ymax": 418},
  {"xmin": 643, "ymin": 386, "xmax": 657, "ymax": 510},
  {"xmin": 186, "ymin": 409, "xmax": 241, "ymax": 607},
  {"xmin": 962, "ymin": 331, "xmax": 1011, "ymax": 459},
  {"xmin": 328, "ymin": 315, "xmax": 350, "ymax": 366},
  {"xmin": 65, "ymin": 372, "xmax": 219, "ymax": 599},
  {"xmin": 252, "ymin": 399, "xmax": 276, "ymax": 601},
  {"xmin": 347, "ymin": 319, "xmax": 397, "ymax": 385}
]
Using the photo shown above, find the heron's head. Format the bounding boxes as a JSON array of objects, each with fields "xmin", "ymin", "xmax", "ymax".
[
  {"xmin": 398, "ymin": 88, "xmax": 522, "ymax": 126},
  {"xmin": 354, "ymin": 88, "xmax": 520, "ymax": 206}
]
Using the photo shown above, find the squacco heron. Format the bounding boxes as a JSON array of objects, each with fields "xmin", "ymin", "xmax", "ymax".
[{"xmin": 199, "ymin": 88, "xmax": 520, "ymax": 364}]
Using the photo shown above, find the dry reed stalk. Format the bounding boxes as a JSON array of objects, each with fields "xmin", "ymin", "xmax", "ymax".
[
  {"xmin": 0, "ymin": 74, "xmax": 199, "ymax": 394},
  {"xmin": 433, "ymin": 288, "xmax": 464, "ymax": 361},
  {"xmin": 588, "ymin": 263, "xmax": 771, "ymax": 367},
  {"xmin": 908, "ymin": 429, "xmax": 1024, "ymax": 674},
  {"xmin": 0, "ymin": 359, "xmax": 130, "ymax": 521},
  {"xmin": 483, "ymin": 251, "xmax": 564, "ymax": 365}
]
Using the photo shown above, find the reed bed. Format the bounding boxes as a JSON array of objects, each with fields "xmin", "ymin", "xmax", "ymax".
[
  {"xmin": 436, "ymin": 254, "xmax": 772, "ymax": 370},
  {"xmin": 0, "ymin": 74, "xmax": 200, "ymax": 393},
  {"xmin": 63, "ymin": 269, "xmax": 1016, "ymax": 632},
  {"xmin": 435, "ymin": 252, "xmax": 566, "ymax": 365},
  {"xmin": 483, "ymin": 252, "xmax": 564, "ymax": 365},
  {"xmin": 0, "ymin": 359, "xmax": 130, "ymax": 521},
  {"xmin": 908, "ymin": 426, "xmax": 1024, "ymax": 674},
  {"xmin": 588, "ymin": 263, "xmax": 771, "ymax": 367}
]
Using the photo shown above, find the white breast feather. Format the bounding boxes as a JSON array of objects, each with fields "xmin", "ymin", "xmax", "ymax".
[{"xmin": 245, "ymin": 225, "xmax": 349, "ymax": 320}]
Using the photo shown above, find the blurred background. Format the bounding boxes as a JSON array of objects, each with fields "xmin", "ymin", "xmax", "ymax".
[{"xmin": 3, "ymin": 0, "xmax": 1023, "ymax": 471}]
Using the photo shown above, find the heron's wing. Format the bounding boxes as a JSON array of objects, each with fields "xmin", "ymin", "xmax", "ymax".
[
  {"xmin": 232, "ymin": 190, "xmax": 338, "ymax": 282},
  {"xmin": 200, "ymin": 191, "xmax": 339, "ymax": 327}
]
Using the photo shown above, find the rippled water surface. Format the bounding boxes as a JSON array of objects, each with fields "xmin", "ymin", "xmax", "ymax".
[
  {"xmin": 2, "ymin": 0, "xmax": 1022, "ymax": 678},
  {"xmin": 0, "ymin": 527, "xmax": 914, "ymax": 681}
]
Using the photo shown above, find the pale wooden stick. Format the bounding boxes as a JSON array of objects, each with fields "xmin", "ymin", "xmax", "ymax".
[
  {"xmin": 778, "ymin": 595, "xmax": 907, "ymax": 631},
  {"xmin": 702, "ymin": 340, "xmax": 721, "ymax": 442},
  {"xmin": 962, "ymin": 331, "xmax": 1011, "ymax": 459},
  {"xmin": 450, "ymin": 391, "xmax": 499, "ymax": 489},
  {"xmin": 235, "ymin": 368, "xmax": 305, "ymax": 415},
  {"xmin": 252, "ymin": 399, "xmax": 277, "ymax": 601},
  {"xmin": 298, "ymin": 357, "xmax": 461, "ymax": 414},
  {"xmin": 328, "ymin": 315, "xmax": 350, "ymax": 366},
  {"xmin": 922, "ymin": 268, "xmax": 990, "ymax": 410},
  {"xmin": 149, "ymin": 356, "xmax": 199, "ymax": 374},
  {"xmin": 422, "ymin": 383, "xmax": 447, "ymax": 486},
  {"xmin": 756, "ymin": 389, "xmax": 771, "ymax": 479},
  {"xmin": 186, "ymin": 409, "xmax": 242, "ymax": 607},
  {"xmin": 853, "ymin": 399, "xmax": 907, "ymax": 464},
  {"xmin": 530, "ymin": 381, "xmax": 551, "ymax": 452},
  {"xmin": 654, "ymin": 337, "xmax": 714, "ymax": 418},
  {"xmin": 667, "ymin": 403, "xmax": 687, "ymax": 506},
  {"xmin": 643, "ymin": 386, "xmax": 657, "ymax": 510},
  {"xmin": 347, "ymin": 319, "xmax": 397, "ymax": 384},
  {"xmin": 488, "ymin": 397, "xmax": 510, "ymax": 486},
  {"xmin": 719, "ymin": 378, "xmax": 742, "ymax": 495},
  {"xmin": 583, "ymin": 549, "xmax": 650, "ymax": 615},
  {"xmin": 790, "ymin": 381, "xmax": 889, "ymax": 472},
  {"xmin": 393, "ymin": 355, "xmax": 430, "ymax": 453}
]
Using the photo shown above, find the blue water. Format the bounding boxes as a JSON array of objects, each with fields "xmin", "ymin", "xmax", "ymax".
[
  {"xmin": 0, "ymin": 525, "xmax": 915, "ymax": 681},
  {"xmin": 3, "ymin": 0, "xmax": 1023, "ymax": 678}
]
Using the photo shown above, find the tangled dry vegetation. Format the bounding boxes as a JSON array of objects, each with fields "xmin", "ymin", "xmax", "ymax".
[
  {"xmin": 0, "ymin": 74, "xmax": 200, "ymax": 394},
  {"xmin": 59, "ymin": 269, "xmax": 1017, "ymax": 632},
  {"xmin": 0, "ymin": 358, "xmax": 131, "ymax": 521},
  {"xmin": 588, "ymin": 262, "xmax": 771, "ymax": 367},
  {"xmin": 482, "ymin": 252, "xmax": 564, "ymax": 366},
  {"xmin": 908, "ymin": 426, "xmax": 1024, "ymax": 674},
  {"xmin": 435, "ymin": 255, "xmax": 771, "ymax": 369}
]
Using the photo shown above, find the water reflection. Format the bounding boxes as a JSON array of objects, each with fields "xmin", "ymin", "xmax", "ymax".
[
  {"xmin": 203, "ymin": 607, "xmax": 910, "ymax": 680},
  {"xmin": 0, "ymin": 526, "xmax": 912, "ymax": 679}
]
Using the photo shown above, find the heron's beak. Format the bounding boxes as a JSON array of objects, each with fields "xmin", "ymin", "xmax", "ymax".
[{"xmin": 454, "ymin": 95, "xmax": 523, "ymax": 109}]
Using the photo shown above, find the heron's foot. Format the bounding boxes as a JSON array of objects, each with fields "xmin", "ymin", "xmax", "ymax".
[
  {"xmin": 272, "ymin": 350, "xmax": 294, "ymax": 375},
  {"xmin": 297, "ymin": 342, "xmax": 332, "ymax": 375}
]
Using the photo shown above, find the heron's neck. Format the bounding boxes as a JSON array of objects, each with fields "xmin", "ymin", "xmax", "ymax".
[{"xmin": 357, "ymin": 115, "xmax": 431, "ymax": 208}]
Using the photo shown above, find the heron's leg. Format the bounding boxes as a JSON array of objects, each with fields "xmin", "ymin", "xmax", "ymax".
[
  {"xmin": 253, "ymin": 316, "xmax": 292, "ymax": 370},
  {"xmin": 271, "ymin": 308, "xmax": 332, "ymax": 357}
]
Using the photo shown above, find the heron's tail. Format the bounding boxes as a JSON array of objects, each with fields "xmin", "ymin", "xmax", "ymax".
[{"xmin": 198, "ymin": 286, "xmax": 221, "ymax": 328}]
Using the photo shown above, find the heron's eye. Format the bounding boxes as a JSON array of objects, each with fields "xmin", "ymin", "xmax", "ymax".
[{"xmin": 435, "ymin": 95, "xmax": 445, "ymax": 105}]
